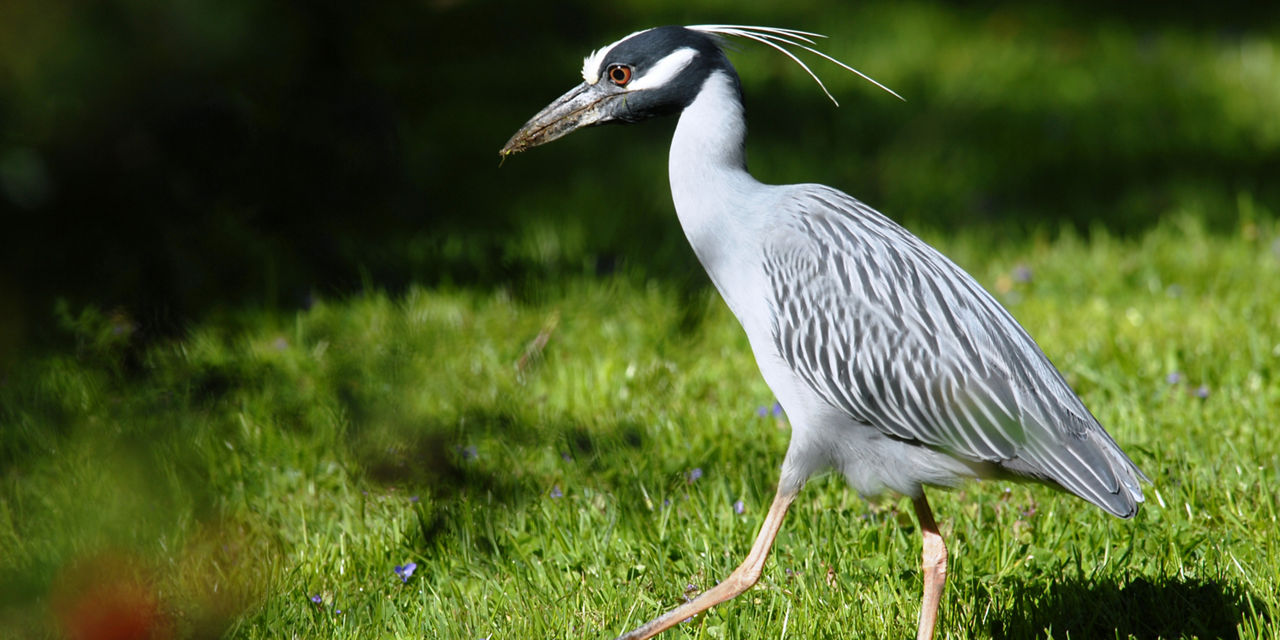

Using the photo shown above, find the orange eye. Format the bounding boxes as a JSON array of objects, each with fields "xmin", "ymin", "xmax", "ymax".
[{"xmin": 608, "ymin": 64, "xmax": 632, "ymax": 86}]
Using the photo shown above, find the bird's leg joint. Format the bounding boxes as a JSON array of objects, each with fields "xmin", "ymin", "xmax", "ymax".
[
  {"xmin": 731, "ymin": 565, "xmax": 763, "ymax": 592},
  {"xmin": 922, "ymin": 533, "xmax": 947, "ymax": 578}
]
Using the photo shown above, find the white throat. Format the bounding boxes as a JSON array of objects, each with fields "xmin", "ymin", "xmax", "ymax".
[
  {"xmin": 668, "ymin": 71, "xmax": 767, "ymax": 316},
  {"xmin": 670, "ymin": 71, "xmax": 748, "ymax": 183},
  {"xmin": 669, "ymin": 71, "xmax": 759, "ymax": 228}
]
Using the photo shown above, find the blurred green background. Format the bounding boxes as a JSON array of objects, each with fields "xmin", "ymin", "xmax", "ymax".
[
  {"xmin": 2, "ymin": 0, "xmax": 1277, "ymax": 357},
  {"xmin": 2, "ymin": 2, "xmax": 1280, "ymax": 638}
]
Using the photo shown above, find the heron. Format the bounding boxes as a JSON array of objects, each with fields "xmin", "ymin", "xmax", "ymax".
[{"xmin": 500, "ymin": 25, "xmax": 1146, "ymax": 640}]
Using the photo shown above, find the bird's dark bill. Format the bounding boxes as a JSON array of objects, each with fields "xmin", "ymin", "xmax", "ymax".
[{"xmin": 500, "ymin": 82, "xmax": 618, "ymax": 156}]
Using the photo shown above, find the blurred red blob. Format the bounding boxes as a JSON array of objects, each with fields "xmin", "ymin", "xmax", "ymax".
[{"xmin": 49, "ymin": 552, "xmax": 172, "ymax": 640}]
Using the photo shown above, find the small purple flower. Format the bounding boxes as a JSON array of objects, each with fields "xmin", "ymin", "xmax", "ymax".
[
  {"xmin": 686, "ymin": 468, "xmax": 703, "ymax": 483},
  {"xmin": 410, "ymin": 495, "xmax": 420, "ymax": 503},
  {"xmin": 550, "ymin": 485, "xmax": 563, "ymax": 498},
  {"xmin": 1194, "ymin": 384, "xmax": 1210, "ymax": 399},
  {"xmin": 758, "ymin": 402, "xmax": 786, "ymax": 418},
  {"xmin": 394, "ymin": 562, "xmax": 417, "ymax": 583},
  {"xmin": 310, "ymin": 594, "xmax": 323, "ymax": 604},
  {"xmin": 1166, "ymin": 372, "xmax": 1182, "ymax": 385},
  {"xmin": 733, "ymin": 500, "xmax": 745, "ymax": 515},
  {"xmin": 460, "ymin": 445, "xmax": 478, "ymax": 460},
  {"xmin": 561, "ymin": 451, "xmax": 573, "ymax": 462},
  {"xmin": 1012, "ymin": 265, "xmax": 1033, "ymax": 283}
]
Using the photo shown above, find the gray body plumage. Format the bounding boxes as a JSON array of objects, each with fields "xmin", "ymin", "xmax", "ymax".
[{"xmin": 670, "ymin": 70, "xmax": 1145, "ymax": 517}]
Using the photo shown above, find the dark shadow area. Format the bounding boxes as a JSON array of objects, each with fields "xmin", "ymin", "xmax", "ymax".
[
  {"xmin": 992, "ymin": 576, "xmax": 1269, "ymax": 639},
  {"xmin": 348, "ymin": 403, "xmax": 651, "ymax": 551},
  {"xmin": 2, "ymin": 0, "xmax": 1278, "ymax": 356},
  {"xmin": 352, "ymin": 410, "xmax": 526, "ymax": 501}
]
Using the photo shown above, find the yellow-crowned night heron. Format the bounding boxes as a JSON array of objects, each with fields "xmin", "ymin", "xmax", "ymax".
[{"xmin": 500, "ymin": 25, "xmax": 1146, "ymax": 640}]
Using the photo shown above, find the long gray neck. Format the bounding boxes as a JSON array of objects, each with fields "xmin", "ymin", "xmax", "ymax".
[
  {"xmin": 669, "ymin": 71, "xmax": 750, "ymax": 203},
  {"xmin": 668, "ymin": 70, "xmax": 766, "ymax": 315}
]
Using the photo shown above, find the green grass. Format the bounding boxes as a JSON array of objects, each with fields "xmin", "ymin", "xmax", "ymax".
[
  {"xmin": 2, "ymin": 215, "xmax": 1278, "ymax": 639},
  {"xmin": 1, "ymin": 2, "xmax": 1278, "ymax": 638}
]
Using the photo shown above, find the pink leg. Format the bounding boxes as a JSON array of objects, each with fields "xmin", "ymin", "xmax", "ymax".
[
  {"xmin": 913, "ymin": 492, "xmax": 948, "ymax": 640},
  {"xmin": 613, "ymin": 487, "xmax": 799, "ymax": 640}
]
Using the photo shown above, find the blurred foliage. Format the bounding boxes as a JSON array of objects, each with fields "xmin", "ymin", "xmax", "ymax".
[{"xmin": 1, "ymin": 0, "xmax": 1278, "ymax": 356}]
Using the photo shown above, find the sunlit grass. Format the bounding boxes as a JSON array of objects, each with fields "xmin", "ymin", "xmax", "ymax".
[
  {"xmin": 1, "ymin": 2, "xmax": 1277, "ymax": 638},
  {"xmin": 2, "ymin": 216, "xmax": 1277, "ymax": 639}
]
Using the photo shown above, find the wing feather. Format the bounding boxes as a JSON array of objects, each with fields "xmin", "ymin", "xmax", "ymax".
[{"xmin": 764, "ymin": 186, "xmax": 1146, "ymax": 516}]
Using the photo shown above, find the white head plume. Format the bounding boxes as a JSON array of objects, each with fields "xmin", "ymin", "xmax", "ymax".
[{"xmin": 686, "ymin": 24, "xmax": 904, "ymax": 106}]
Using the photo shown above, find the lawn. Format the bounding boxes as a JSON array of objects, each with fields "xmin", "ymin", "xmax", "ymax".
[
  {"xmin": 2, "ymin": 2, "xmax": 1279, "ymax": 638},
  {"xmin": 2, "ymin": 216, "xmax": 1278, "ymax": 639}
]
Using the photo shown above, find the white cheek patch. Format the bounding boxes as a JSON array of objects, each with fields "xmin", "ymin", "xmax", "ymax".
[
  {"xmin": 625, "ymin": 47, "xmax": 699, "ymax": 91},
  {"xmin": 581, "ymin": 29, "xmax": 649, "ymax": 84}
]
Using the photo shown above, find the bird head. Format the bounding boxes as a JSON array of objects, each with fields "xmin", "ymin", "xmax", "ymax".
[
  {"xmin": 500, "ymin": 26, "xmax": 729, "ymax": 157},
  {"xmin": 499, "ymin": 25, "xmax": 903, "ymax": 157}
]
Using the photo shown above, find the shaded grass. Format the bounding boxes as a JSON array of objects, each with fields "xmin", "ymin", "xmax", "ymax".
[
  {"xmin": 4, "ymin": 1, "xmax": 1279, "ymax": 349},
  {"xmin": 2, "ymin": 215, "xmax": 1279, "ymax": 638}
]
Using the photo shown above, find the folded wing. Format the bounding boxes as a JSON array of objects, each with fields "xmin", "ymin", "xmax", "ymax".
[{"xmin": 764, "ymin": 186, "xmax": 1146, "ymax": 517}]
